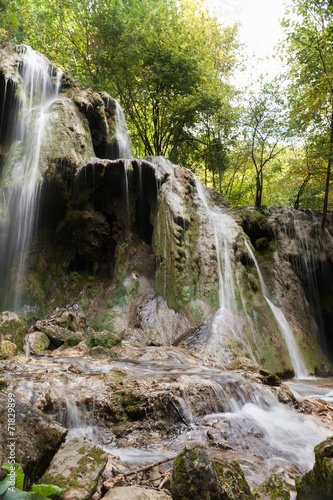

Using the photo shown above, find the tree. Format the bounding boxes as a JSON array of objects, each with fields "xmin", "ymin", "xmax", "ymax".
[
  {"xmin": 282, "ymin": 0, "xmax": 333, "ymax": 227},
  {"xmin": 1, "ymin": 0, "xmax": 240, "ymax": 162},
  {"xmin": 244, "ymin": 80, "xmax": 290, "ymax": 208}
]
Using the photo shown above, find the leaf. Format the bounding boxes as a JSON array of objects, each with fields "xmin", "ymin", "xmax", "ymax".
[
  {"xmin": 1, "ymin": 463, "xmax": 25, "ymax": 491},
  {"xmin": 32, "ymin": 484, "xmax": 66, "ymax": 496},
  {"xmin": 0, "ymin": 475, "xmax": 10, "ymax": 495},
  {"xmin": 1, "ymin": 487, "xmax": 32, "ymax": 499}
]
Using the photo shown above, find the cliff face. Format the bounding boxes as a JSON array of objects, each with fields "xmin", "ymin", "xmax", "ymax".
[{"xmin": 0, "ymin": 43, "xmax": 332, "ymax": 376}]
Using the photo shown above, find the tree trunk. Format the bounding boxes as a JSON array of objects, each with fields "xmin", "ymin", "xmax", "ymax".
[{"xmin": 255, "ymin": 171, "xmax": 262, "ymax": 208}]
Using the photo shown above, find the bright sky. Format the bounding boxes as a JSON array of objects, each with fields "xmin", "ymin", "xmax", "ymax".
[{"xmin": 205, "ymin": 0, "xmax": 288, "ymax": 86}]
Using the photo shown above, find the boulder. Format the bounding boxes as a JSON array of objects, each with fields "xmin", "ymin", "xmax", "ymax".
[
  {"xmin": 212, "ymin": 458, "xmax": 254, "ymax": 500},
  {"xmin": 0, "ymin": 311, "xmax": 27, "ymax": 357},
  {"xmin": 170, "ymin": 441, "xmax": 254, "ymax": 500},
  {"xmin": 0, "ymin": 340, "xmax": 17, "ymax": 359},
  {"xmin": 40, "ymin": 436, "xmax": 108, "ymax": 500},
  {"xmin": 26, "ymin": 331, "xmax": 50, "ymax": 355},
  {"xmin": 35, "ymin": 304, "xmax": 87, "ymax": 346},
  {"xmin": 171, "ymin": 441, "xmax": 220, "ymax": 500},
  {"xmin": 295, "ymin": 437, "xmax": 333, "ymax": 500},
  {"xmin": 103, "ymin": 486, "xmax": 170, "ymax": 499},
  {"xmin": 0, "ymin": 393, "xmax": 67, "ymax": 483},
  {"xmin": 253, "ymin": 473, "xmax": 290, "ymax": 499}
]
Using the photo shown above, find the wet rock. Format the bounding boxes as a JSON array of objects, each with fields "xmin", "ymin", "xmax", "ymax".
[
  {"xmin": 40, "ymin": 436, "xmax": 108, "ymax": 500},
  {"xmin": 0, "ymin": 340, "xmax": 17, "ymax": 359},
  {"xmin": 170, "ymin": 441, "xmax": 221, "ymax": 500},
  {"xmin": 0, "ymin": 393, "xmax": 67, "ymax": 482},
  {"xmin": 171, "ymin": 441, "xmax": 254, "ymax": 499},
  {"xmin": 253, "ymin": 473, "xmax": 290, "ymax": 499},
  {"xmin": 35, "ymin": 304, "xmax": 87, "ymax": 346},
  {"xmin": 295, "ymin": 436, "xmax": 333, "ymax": 500},
  {"xmin": 0, "ymin": 311, "xmax": 27, "ymax": 356},
  {"xmin": 26, "ymin": 331, "xmax": 50, "ymax": 355},
  {"xmin": 213, "ymin": 459, "xmax": 254, "ymax": 499},
  {"xmin": 103, "ymin": 486, "xmax": 170, "ymax": 499},
  {"xmin": 227, "ymin": 358, "xmax": 282, "ymax": 387},
  {"xmin": 55, "ymin": 209, "xmax": 110, "ymax": 268},
  {"xmin": 300, "ymin": 397, "xmax": 333, "ymax": 425}
]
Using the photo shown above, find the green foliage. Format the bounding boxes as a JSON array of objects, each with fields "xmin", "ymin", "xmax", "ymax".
[
  {"xmin": 281, "ymin": 0, "xmax": 333, "ymax": 224},
  {"xmin": 0, "ymin": 0, "xmax": 240, "ymax": 164},
  {"xmin": 0, "ymin": 463, "xmax": 66, "ymax": 499}
]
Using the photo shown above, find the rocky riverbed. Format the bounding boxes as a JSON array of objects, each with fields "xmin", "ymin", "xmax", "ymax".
[{"xmin": 1, "ymin": 310, "xmax": 333, "ymax": 499}]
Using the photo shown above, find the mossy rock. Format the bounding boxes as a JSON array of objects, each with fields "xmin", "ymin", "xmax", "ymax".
[
  {"xmin": 0, "ymin": 339, "xmax": 17, "ymax": 358},
  {"xmin": 295, "ymin": 437, "xmax": 333, "ymax": 499},
  {"xmin": 0, "ymin": 311, "xmax": 27, "ymax": 353},
  {"xmin": 171, "ymin": 441, "xmax": 221, "ymax": 499},
  {"xmin": 171, "ymin": 441, "xmax": 254, "ymax": 499},
  {"xmin": 213, "ymin": 458, "xmax": 254, "ymax": 499},
  {"xmin": 40, "ymin": 436, "xmax": 107, "ymax": 500},
  {"xmin": 87, "ymin": 329, "xmax": 121, "ymax": 349},
  {"xmin": 253, "ymin": 473, "xmax": 290, "ymax": 499},
  {"xmin": 26, "ymin": 331, "xmax": 50, "ymax": 355}
]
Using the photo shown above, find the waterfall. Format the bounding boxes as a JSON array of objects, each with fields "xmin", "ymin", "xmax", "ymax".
[
  {"xmin": 115, "ymin": 100, "xmax": 132, "ymax": 158},
  {"xmin": 0, "ymin": 45, "xmax": 62, "ymax": 312},
  {"xmin": 244, "ymin": 238, "xmax": 308, "ymax": 378},
  {"xmin": 195, "ymin": 179, "xmax": 256, "ymax": 363}
]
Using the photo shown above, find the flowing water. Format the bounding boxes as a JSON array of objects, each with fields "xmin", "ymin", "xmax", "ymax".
[
  {"xmin": 0, "ymin": 46, "xmax": 62, "ymax": 311},
  {"xmin": 114, "ymin": 100, "xmax": 132, "ymax": 159},
  {"xmin": 195, "ymin": 179, "xmax": 256, "ymax": 363},
  {"xmin": 244, "ymin": 238, "xmax": 308, "ymax": 378},
  {"xmin": 4, "ymin": 353, "xmax": 331, "ymax": 487}
]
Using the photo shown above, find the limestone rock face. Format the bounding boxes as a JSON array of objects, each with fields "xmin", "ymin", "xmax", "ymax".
[
  {"xmin": 295, "ymin": 437, "xmax": 333, "ymax": 500},
  {"xmin": 0, "ymin": 393, "xmax": 67, "ymax": 483},
  {"xmin": 40, "ymin": 436, "xmax": 108, "ymax": 500}
]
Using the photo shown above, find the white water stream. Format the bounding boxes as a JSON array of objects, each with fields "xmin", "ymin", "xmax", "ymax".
[
  {"xmin": 195, "ymin": 179, "xmax": 256, "ymax": 363},
  {"xmin": 0, "ymin": 46, "xmax": 62, "ymax": 311},
  {"xmin": 244, "ymin": 239, "xmax": 308, "ymax": 378},
  {"xmin": 115, "ymin": 100, "xmax": 132, "ymax": 158}
]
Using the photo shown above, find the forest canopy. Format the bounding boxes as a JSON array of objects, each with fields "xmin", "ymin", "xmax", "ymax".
[{"xmin": 0, "ymin": 0, "xmax": 332, "ymax": 222}]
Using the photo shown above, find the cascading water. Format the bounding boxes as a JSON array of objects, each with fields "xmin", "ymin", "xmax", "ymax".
[
  {"xmin": 195, "ymin": 179, "xmax": 256, "ymax": 363},
  {"xmin": 0, "ymin": 46, "xmax": 62, "ymax": 312},
  {"xmin": 115, "ymin": 100, "xmax": 132, "ymax": 159},
  {"xmin": 244, "ymin": 238, "xmax": 308, "ymax": 378}
]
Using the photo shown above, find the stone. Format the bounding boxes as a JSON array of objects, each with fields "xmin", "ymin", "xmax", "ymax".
[
  {"xmin": 0, "ymin": 340, "xmax": 17, "ymax": 359},
  {"xmin": 0, "ymin": 311, "xmax": 27, "ymax": 355},
  {"xmin": 170, "ymin": 441, "xmax": 222, "ymax": 500},
  {"xmin": 35, "ymin": 304, "xmax": 87, "ymax": 346},
  {"xmin": 295, "ymin": 437, "xmax": 333, "ymax": 500},
  {"xmin": 0, "ymin": 393, "xmax": 67, "ymax": 483},
  {"xmin": 103, "ymin": 486, "xmax": 170, "ymax": 499},
  {"xmin": 171, "ymin": 441, "xmax": 254, "ymax": 499},
  {"xmin": 212, "ymin": 458, "xmax": 254, "ymax": 500},
  {"xmin": 26, "ymin": 331, "xmax": 50, "ymax": 355},
  {"xmin": 40, "ymin": 436, "xmax": 108, "ymax": 500},
  {"xmin": 253, "ymin": 473, "xmax": 290, "ymax": 499}
]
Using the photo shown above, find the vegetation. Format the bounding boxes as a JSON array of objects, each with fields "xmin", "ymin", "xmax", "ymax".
[
  {"xmin": 0, "ymin": 463, "xmax": 66, "ymax": 499},
  {"xmin": 0, "ymin": 0, "xmax": 332, "ymax": 218}
]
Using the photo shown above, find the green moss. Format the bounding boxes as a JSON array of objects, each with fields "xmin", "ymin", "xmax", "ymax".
[
  {"xmin": 87, "ymin": 331, "xmax": 121, "ymax": 349},
  {"xmin": 64, "ymin": 336, "xmax": 82, "ymax": 348},
  {"xmin": 153, "ymin": 182, "xmax": 201, "ymax": 312},
  {"xmin": 213, "ymin": 459, "xmax": 254, "ymax": 499},
  {"xmin": 253, "ymin": 474, "xmax": 290, "ymax": 499}
]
